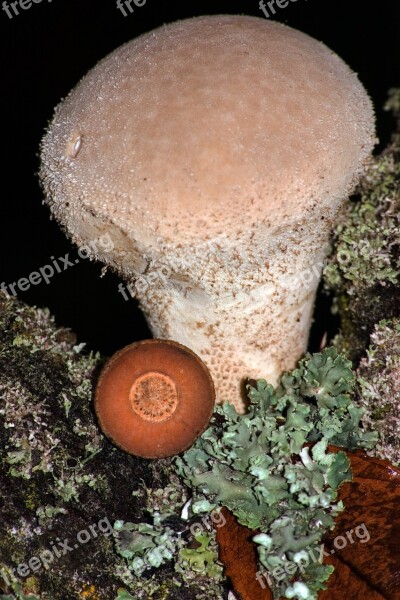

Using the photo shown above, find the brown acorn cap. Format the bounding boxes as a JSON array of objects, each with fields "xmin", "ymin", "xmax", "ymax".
[{"xmin": 95, "ymin": 339, "xmax": 215, "ymax": 458}]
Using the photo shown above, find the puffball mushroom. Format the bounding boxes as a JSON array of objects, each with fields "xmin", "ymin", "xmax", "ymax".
[
  {"xmin": 40, "ymin": 15, "xmax": 376, "ymax": 413},
  {"xmin": 95, "ymin": 339, "xmax": 215, "ymax": 458}
]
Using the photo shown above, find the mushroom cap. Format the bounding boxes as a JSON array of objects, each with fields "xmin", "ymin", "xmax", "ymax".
[
  {"xmin": 40, "ymin": 15, "xmax": 375, "ymax": 260},
  {"xmin": 95, "ymin": 339, "xmax": 215, "ymax": 458}
]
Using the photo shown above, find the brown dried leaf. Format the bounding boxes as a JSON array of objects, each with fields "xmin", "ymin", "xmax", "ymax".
[
  {"xmin": 216, "ymin": 451, "xmax": 400, "ymax": 600},
  {"xmin": 216, "ymin": 507, "xmax": 272, "ymax": 600},
  {"xmin": 321, "ymin": 450, "xmax": 400, "ymax": 599}
]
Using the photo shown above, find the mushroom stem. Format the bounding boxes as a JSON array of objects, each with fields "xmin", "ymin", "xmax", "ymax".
[{"xmin": 134, "ymin": 234, "xmax": 329, "ymax": 406}]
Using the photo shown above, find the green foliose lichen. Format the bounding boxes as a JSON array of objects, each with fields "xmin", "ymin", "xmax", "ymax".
[
  {"xmin": 176, "ymin": 532, "xmax": 224, "ymax": 581},
  {"xmin": 113, "ymin": 481, "xmax": 225, "ymax": 594},
  {"xmin": 114, "ymin": 514, "xmax": 184, "ymax": 577},
  {"xmin": 174, "ymin": 347, "xmax": 376, "ymax": 599},
  {"xmin": 323, "ymin": 89, "xmax": 400, "ymax": 360}
]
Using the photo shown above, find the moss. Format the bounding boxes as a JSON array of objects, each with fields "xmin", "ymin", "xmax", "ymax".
[
  {"xmin": 323, "ymin": 89, "xmax": 400, "ymax": 360},
  {"xmin": 323, "ymin": 89, "xmax": 400, "ymax": 467},
  {"xmin": 356, "ymin": 318, "xmax": 400, "ymax": 466},
  {"xmin": 0, "ymin": 293, "xmax": 227, "ymax": 600}
]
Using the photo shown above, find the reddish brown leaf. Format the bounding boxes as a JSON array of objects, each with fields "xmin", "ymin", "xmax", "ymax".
[
  {"xmin": 216, "ymin": 451, "xmax": 400, "ymax": 600},
  {"xmin": 321, "ymin": 450, "xmax": 400, "ymax": 599},
  {"xmin": 321, "ymin": 553, "xmax": 385, "ymax": 599},
  {"xmin": 216, "ymin": 507, "xmax": 273, "ymax": 600}
]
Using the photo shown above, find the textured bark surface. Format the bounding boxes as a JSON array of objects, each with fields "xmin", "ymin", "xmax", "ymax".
[{"xmin": 0, "ymin": 294, "xmax": 227, "ymax": 599}]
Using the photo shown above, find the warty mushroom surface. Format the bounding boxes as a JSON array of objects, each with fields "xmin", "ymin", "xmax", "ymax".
[{"xmin": 40, "ymin": 15, "xmax": 376, "ymax": 412}]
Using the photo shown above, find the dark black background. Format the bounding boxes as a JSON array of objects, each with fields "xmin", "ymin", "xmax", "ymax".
[{"xmin": 0, "ymin": 0, "xmax": 399, "ymax": 357}]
